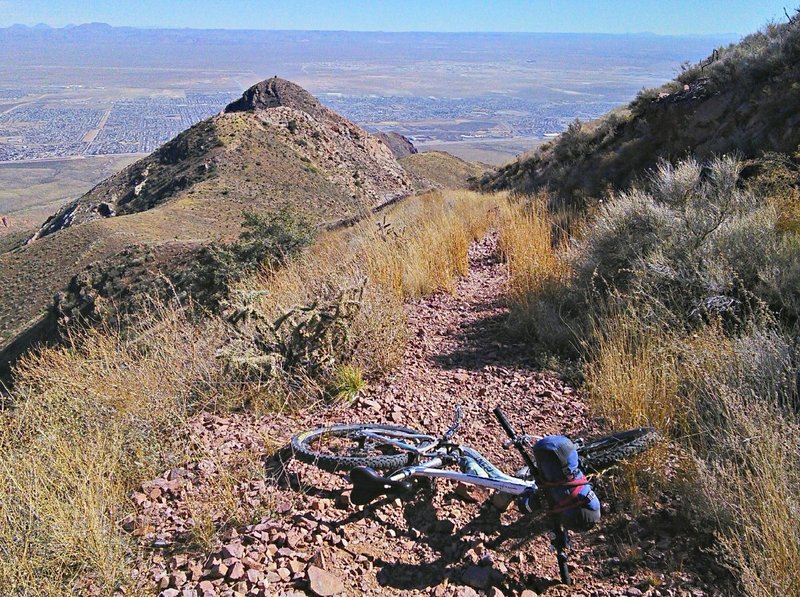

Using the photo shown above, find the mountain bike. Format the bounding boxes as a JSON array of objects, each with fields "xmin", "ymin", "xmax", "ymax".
[{"xmin": 290, "ymin": 406, "xmax": 659, "ymax": 585}]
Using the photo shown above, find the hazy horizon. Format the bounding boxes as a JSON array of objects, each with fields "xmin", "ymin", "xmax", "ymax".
[
  {"xmin": 0, "ymin": 0, "xmax": 791, "ymax": 36},
  {"xmin": 0, "ymin": 22, "xmax": 742, "ymax": 38}
]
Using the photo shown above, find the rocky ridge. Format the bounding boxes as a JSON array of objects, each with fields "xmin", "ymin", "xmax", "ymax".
[{"xmin": 29, "ymin": 77, "xmax": 414, "ymax": 242}]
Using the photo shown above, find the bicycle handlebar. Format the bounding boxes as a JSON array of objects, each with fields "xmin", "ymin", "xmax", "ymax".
[
  {"xmin": 493, "ymin": 406, "xmax": 537, "ymax": 472},
  {"xmin": 493, "ymin": 406, "xmax": 516, "ymax": 438}
]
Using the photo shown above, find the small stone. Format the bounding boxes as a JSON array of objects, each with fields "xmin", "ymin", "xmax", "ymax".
[
  {"xmin": 159, "ymin": 590, "xmax": 180, "ymax": 597},
  {"xmin": 626, "ymin": 589, "xmax": 643, "ymax": 596},
  {"xmin": 491, "ymin": 492, "xmax": 515, "ymax": 511},
  {"xmin": 227, "ymin": 562, "xmax": 245, "ymax": 581},
  {"xmin": 169, "ymin": 570, "xmax": 187, "ymax": 587},
  {"xmin": 221, "ymin": 543, "xmax": 245, "ymax": 560},
  {"xmin": 246, "ymin": 568, "xmax": 264, "ymax": 584},
  {"xmin": 520, "ymin": 590, "xmax": 538, "ymax": 597},
  {"xmin": 489, "ymin": 588, "xmax": 506, "ymax": 597},
  {"xmin": 307, "ymin": 565, "xmax": 346, "ymax": 596}
]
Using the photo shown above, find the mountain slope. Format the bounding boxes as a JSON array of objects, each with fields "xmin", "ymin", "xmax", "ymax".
[
  {"xmin": 478, "ymin": 18, "xmax": 800, "ymax": 206},
  {"xmin": 400, "ymin": 151, "xmax": 485, "ymax": 191},
  {"xmin": 32, "ymin": 78, "xmax": 411, "ymax": 240},
  {"xmin": 1, "ymin": 77, "xmax": 413, "ymax": 366}
]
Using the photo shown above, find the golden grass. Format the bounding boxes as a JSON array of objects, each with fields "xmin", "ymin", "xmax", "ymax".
[
  {"xmin": 0, "ymin": 189, "xmax": 505, "ymax": 593},
  {"xmin": 676, "ymin": 327, "xmax": 800, "ymax": 596},
  {"xmin": 585, "ymin": 315, "xmax": 800, "ymax": 594},
  {"xmin": 498, "ymin": 195, "xmax": 568, "ymax": 302},
  {"xmin": 495, "ymin": 194, "xmax": 574, "ymax": 350},
  {"xmin": 0, "ymin": 306, "xmax": 223, "ymax": 594},
  {"xmin": 584, "ymin": 312, "xmax": 680, "ymax": 434}
]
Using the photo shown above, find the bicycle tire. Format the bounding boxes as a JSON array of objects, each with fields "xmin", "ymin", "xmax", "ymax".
[
  {"xmin": 578, "ymin": 427, "xmax": 660, "ymax": 473},
  {"xmin": 290, "ymin": 423, "xmax": 436, "ymax": 473}
]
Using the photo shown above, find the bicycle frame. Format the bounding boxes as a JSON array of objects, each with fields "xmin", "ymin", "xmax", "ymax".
[{"xmin": 383, "ymin": 445, "xmax": 537, "ymax": 496}]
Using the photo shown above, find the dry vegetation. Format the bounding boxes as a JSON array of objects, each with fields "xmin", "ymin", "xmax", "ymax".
[
  {"xmin": 479, "ymin": 16, "xmax": 800, "ymax": 211},
  {"xmin": 495, "ymin": 154, "xmax": 800, "ymax": 595},
  {"xmin": 0, "ymin": 189, "xmax": 500, "ymax": 595}
]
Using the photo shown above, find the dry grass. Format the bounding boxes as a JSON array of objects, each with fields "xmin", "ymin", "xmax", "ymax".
[
  {"xmin": 0, "ymin": 188, "xmax": 504, "ymax": 594},
  {"xmin": 498, "ymin": 195, "xmax": 568, "ymax": 303},
  {"xmin": 496, "ymin": 195, "xmax": 574, "ymax": 350},
  {"xmin": 495, "ymin": 176, "xmax": 800, "ymax": 593},
  {"xmin": 676, "ymin": 326, "xmax": 800, "ymax": 596},
  {"xmin": 0, "ymin": 306, "xmax": 224, "ymax": 594},
  {"xmin": 584, "ymin": 311, "xmax": 680, "ymax": 434}
]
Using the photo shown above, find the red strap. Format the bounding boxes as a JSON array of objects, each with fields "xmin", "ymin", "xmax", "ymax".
[
  {"xmin": 542, "ymin": 478, "xmax": 589, "ymax": 488},
  {"xmin": 547, "ymin": 481, "xmax": 589, "ymax": 513}
]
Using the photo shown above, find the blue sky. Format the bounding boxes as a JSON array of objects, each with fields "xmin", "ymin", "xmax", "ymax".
[{"xmin": 0, "ymin": 0, "xmax": 794, "ymax": 35}]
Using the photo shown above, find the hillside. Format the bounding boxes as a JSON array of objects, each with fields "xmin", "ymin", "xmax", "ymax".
[
  {"xmin": 478, "ymin": 17, "xmax": 800, "ymax": 206},
  {"xmin": 400, "ymin": 150, "xmax": 486, "ymax": 191},
  {"xmin": 0, "ymin": 77, "xmax": 414, "ymax": 366}
]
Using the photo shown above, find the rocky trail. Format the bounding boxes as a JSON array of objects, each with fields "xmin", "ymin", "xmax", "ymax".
[{"xmin": 131, "ymin": 235, "xmax": 721, "ymax": 597}]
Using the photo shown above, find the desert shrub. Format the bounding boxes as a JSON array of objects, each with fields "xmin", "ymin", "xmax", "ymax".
[
  {"xmin": 629, "ymin": 86, "xmax": 662, "ymax": 116},
  {"xmin": 569, "ymin": 155, "xmax": 790, "ymax": 330},
  {"xmin": 557, "ymin": 154, "xmax": 800, "ymax": 594},
  {"xmin": 221, "ymin": 189, "xmax": 497, "ymax": 406},
  {"xmin": 191, "ymin": 207, "xmax": 316, "ymax": 305},
  {"xmin": 675, "ymin": 325, "xmax": 800, "ymax": 596},
  {"xmin": 220, "ymin": 278, "xmax": 367, "ymax": 405}
]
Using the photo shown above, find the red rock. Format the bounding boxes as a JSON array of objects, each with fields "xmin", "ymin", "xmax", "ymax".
[
  {"xmin": 169, "ymin": 570, "xmax": 187, "ymax": 588},
  {"xmin": 454, "ymin": 482, "xmax": 490, "ymax": 503},
  {"xmin": 221, "ymin": 542, "xmax": 245, "ymax": 560},
  {"xmin": 246, "ymin": 568, "xmax": 265, "ymax": 583},
  {"xmin": 241, "ymin": 556, "xmax": 263, "ymax": 570},
  {"xmin": 307, "ymin": 566, "xmax": 346, "ymax": 596},
  {"xmin": 227, "ymin": 562, "xmax": 245, "ymax": 581}
]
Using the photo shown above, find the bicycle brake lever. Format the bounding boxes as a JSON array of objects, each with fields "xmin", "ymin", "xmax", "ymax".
[{"xmin": 503, "ymin": 434, "xmax": 538, "ymax": 449}]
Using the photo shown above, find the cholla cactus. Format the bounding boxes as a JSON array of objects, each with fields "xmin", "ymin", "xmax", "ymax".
[{"xmin": 220, "ymin": 279, "xmax": 366, "ymax": 384}]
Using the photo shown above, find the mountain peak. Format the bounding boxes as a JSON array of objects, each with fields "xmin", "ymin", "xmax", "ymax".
[{"xmin": 224, "ymin": 77, "xmax": 323, "ymax": 117}]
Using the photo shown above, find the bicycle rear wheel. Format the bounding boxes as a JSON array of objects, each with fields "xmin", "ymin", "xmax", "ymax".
[
  {"xmin": 578, "ymin": 427, "xmax": 660, "ymax": 473},
  {"xmin": 291, "ymin": 423, "xmax": 436, "ymax": 473}
]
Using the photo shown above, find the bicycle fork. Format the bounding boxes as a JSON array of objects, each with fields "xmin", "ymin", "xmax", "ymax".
[{"xmin": 493, "ymin": 406, "xmax": 573, "ymax": 586}]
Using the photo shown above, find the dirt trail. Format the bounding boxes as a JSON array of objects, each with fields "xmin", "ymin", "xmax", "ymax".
[{"xmin": 134, "ymin": 235, "xmax": 717, "ymax": 597}]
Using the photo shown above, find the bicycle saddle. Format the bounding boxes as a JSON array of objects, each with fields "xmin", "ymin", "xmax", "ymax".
[{"xmin": 349, "ymin": 466, "xmax": 413, "ymax": 505}]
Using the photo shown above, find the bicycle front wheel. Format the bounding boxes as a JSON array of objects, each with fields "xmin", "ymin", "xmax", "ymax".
[
  {"xmin": 578, "ymin": 427, "xmax": 660, "ymax": 473},
  {"xmin": 290, "ymin": 423, "xmax": 436, "ymax": 473}
]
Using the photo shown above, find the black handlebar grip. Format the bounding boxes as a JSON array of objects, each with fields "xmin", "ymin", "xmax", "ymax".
[
  {"xmin": 494, "ymin": 406, "xmax": 538, "ymax": 472},
  {"xmin": 493, "ymin": 406, "xmax": 517, "ymax": 440}
]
